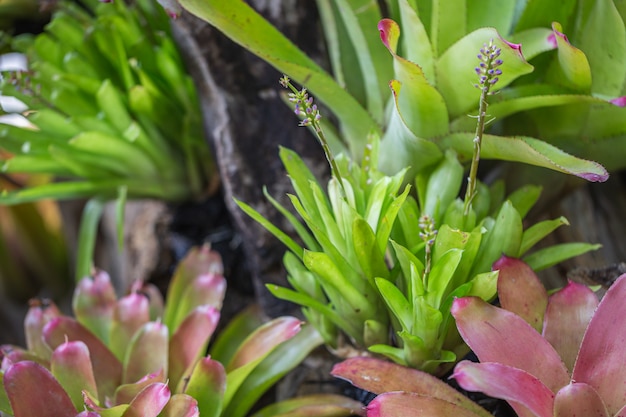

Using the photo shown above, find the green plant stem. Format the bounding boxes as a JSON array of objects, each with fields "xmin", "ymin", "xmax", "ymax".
[{"xmin": 463, "ymin": 88, "xmax": 490, "ymax": 216}]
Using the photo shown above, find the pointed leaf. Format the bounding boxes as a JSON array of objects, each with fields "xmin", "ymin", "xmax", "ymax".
[
  {"xmin": 4, "ymin": 361, "xmax": 77, "ymax": 417},
  {"xmin": 183, "ymin": 358, "xmax": 225, "ymax": 417},
  {"xmin": 451, "ymin": 297, "xmax": 570, "ymax": 392},
  {"xmin": 163, "ymin": 245, "xmax": 222, "ymax": 331},
  {"xmin": 169, "ymin": 305, "xmax": 220, "ymax": 388},
  {"xmin": 378, "ymin": 19, "xmax": 449, "ymax": 139},
  {"xmin": 73, "ymin": 270, "xmax": 117, "ymax": 344},
  {"xmin": 122, "ymin": 321, "xmax": 168, "ymax": 384},
  {"xmin": 43, "ymin": 317, "xmax": 123, "ymax": 401},
  {"xmin": 160, "ymin": 393, "xmax": 199, "ymax": 417},
  {"xmin": 523, "ymin": 243, "xmax": 602, "ymax": 271},
  {"xmin": 452, "ymin": 360, "xmax": 554, "ymax": 417},
  {"xmin": 577, "ymin": 0, "xmax": 626, "ymax": 96},
  {"xmin": 109, "ymin": 292, "xmax": 151, "ymax": 361},
  {"xmin": 331, "ymin": 357, "xmax": 491, "ymax": 417},
  {"xmin": 494, "ymin": 255, "xmax": 548, "ymax": 332},
  {"xmin": 227, "ymin": 317, "xmax": 301, "ymax": 371},
  {"xmin": 543, "ymin": 281, "xmax": 598, "ymax": 373},
  {"xmin": 120, "ymin": 383, "xmax": 170, "ymax": 417},
  {"xmin": 367, "ymin": 392, "xmax": 488, "ymax": 417},
  {"xmin": 548, "ymin": 22, "xmax": 592, "ymax": 92},
  {"xmin": 553, "ymin": 382, "xmax": 609, "ymax": 417},
  {"xmin": 519, "ymin": 216, "xmax": 569, "ymax": 256},
  {"xmin": 51, "ymin": 341, "xmax": 98, "ymax": 410},
  {"xmin": 113, "ymin": 370, "xmax": 166, "ymax": 406},
  {"xmin": 251, "ymin": 393, "xmax": 365, "ymax": 417},
  {"xmin": 572, "ymin": 274, "xmax": 626, "ymax": 416},
  {"xmin": 440, "ymin": 133, "xmax": 609, "ymax": 182}
]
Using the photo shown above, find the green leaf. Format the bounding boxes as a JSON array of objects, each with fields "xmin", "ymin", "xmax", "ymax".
[
  {"xmin": 184, "ymin": 358, "xmax": 225, "ymax": 417},
  {"xmin": 75, "ymin": 197, "xmax": 105, "ymax": 281},
  {"xmin": 235, "ymin": 198, "xmax": 304, "ymax": 258},
  {"xmin": 431, "ymin": 0, "xmax": 466, "ymax": 56},
  {"xmin": 209, "ymin": 305, "xmax": 265, "ymax": 366},
  {"xmin": 426, "ymin": 248, "xmax": 463, "ymax": 309},
  {"xmin": 523, "ymin": 242, "xmax": 602, "ymax": 271},
  {"xmin": 224, "ymin": 325, "xmax": 324, "ymax": 417},
  {"xmin": 398, "ymin": 0, "xmax": 434, "ymax": 82},
  {"xmin": 506, "ymin": 184, "xmax": 541, "ymax": 219},
  {"xmin": 263, "ymin": 187, "xmax": 319, "ymax": 251},
  {"xmin": 440, "ymin": 132, "xmax": 609, "ymax": 182},
  {"xmin": 548, "ymin": 22, "xmax": 592, "ymax": 92},
  {"xmin": 251, "ymin": 393, "xmax": 364, "ymax": 417},
  {"xmin": 176, "ymin": 0, "xmax": 379, "ymax": 156},
  {"xmin": 267, "ymin": 284, "xmax": 358, "ymax": 342},
  {"xmin": 467, "ymin": 0, "xmax": 516, "ymax": 34},
  {"xmin": 353, "ymin": 218, "xmax": 389, "ymax": 283},
  {"xmin": 469, "ymin": 201, "xmax": 522, "ymax": 277},
  {"xmin": 330, "ymin": 0, "xmax": 389, "ymax": 124},
  {"xmin": 577, "ymin": 0, "xmax": 626, "ymax": 96},
  {"xmin": 375, "ymin": 277, "xmax": 412, "ymax": 331},
  {"xmin": 519, "ymin": 216, "xmax": 569, "ymax": 256},
  {"xmin": 378, "ymin": 19, "xmax": 450, "ymax": 139},
  {"xmin": 115, "ymin": 186, "xmax": 127, "ymax": 250},
  {"xmin": 436, "ymin": 28, "xmax": 534, "ymax": 118}
]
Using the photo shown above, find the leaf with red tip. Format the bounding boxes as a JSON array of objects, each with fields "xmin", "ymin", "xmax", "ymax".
[
  {"xmin": 252, "ymin": 394, "xmax": 365, "ymax": 417},
  {"xmin": 366, "ymin": 392, "xmax": 485, "ymax": 417},
  {"xmin": 160, "ymin": 393, "xmax": 199, "ymax": 417},
  {"xmin": 331, "ymin": 357, "xmax": 490, "ymax": 417},
  {"xmin": 553, "ymin": 383, "xmax": 609, "ymax": 417},
  {"xmin": 572, "ymin": 274, "xmax": 626, "ymax": 416},
  {"xmin": 452, "ymin": 297, "xmax": 570, "ymax": 392},
  {"xmin": 548, "ymin": 23, "xmax": 591, "ymax": 92},
  {"xmin": 170, "ymin": 273, "xmax": 226, "ymax": 333},
  {"xmin": 122, "ymin": 321, "xmax": 168, "ymax": 384},
  {"xmin": 73, "ymin": 271, "xmax": 117, "ymax": 344},
  {"xmin": 24, "ymin": 299, "xmax": 61, "ymax": 360},
  {"xmin": 1, "ymin": 344, "xmax": 49, "ymax": 369},
  {"xmin": 120, "ymin": 383, "xmax": 170, "ymax": 417},
  {"xmin": 44, "ymin": 317, "xmax": 122, "ymax": 401},
  {"xmin": 169, "ymin": 305, "xmax": 220, "ymax": 388},
  {"xmin": 452, "ymin": 361, "xmax": 554, "ymax": 417},
  {"xmin": 163, "ymin": 245, "xmax": 223, "ymax": 330},
  {"xmin": 51, "ymin": 340, "xmax": 98, "ymax": 410},
  {"xmin": 493, "ymin": 256, "xmax": 548, "ymax": 332},
  {"xmin": 227, "ymin": 317, "xmax": 302, "ymax": 371},
  {"xmin": 4, "ymin": 361, "xmax": 77, "ymax": 417},
  {"xmin": 109, "ymin": 293, "xmax": 150, "ymax": 361},
  {"xmin": 183, "ymin": 358, "xmax": 225, "ymax": 417},
  {"xmin": 543, "ymin": 281, "xmax": 598, "ymax": 372},
  {"xmin": 113, "ymin": 370, "xmax": 165, "ymax": 406}
]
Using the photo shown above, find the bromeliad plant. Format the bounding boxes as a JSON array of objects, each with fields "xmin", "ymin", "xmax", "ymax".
[
  {"xmin": 0, "ymin": 245, "xmax": 352, "ymax": 417},
  {"xmin": 158, "ymin": 0, "xmax": 617, "ymax": 183},
  {"xmin": 450, "ymin": 257, "xmax": 626, "ymax": 417},
  {"xmin": 331, "ymin": 256, "xmax": 626, "ymax": 417},
  {"xmin": 0, "ymin": 0, "xmax": 217, "ymax": 279},
  {"xmin": 237, "ymin": 48, "xmax": 600, "ymax": 375}
]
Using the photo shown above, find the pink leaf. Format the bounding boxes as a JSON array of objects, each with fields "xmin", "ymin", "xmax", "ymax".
[
  {"xmin": 227, "ymin": 317, "xmax": 301, "ymax": 370},
  {"xmin": 169, "ymin": 305, "xmax": 220, "ymax": 388},
  {"xmin": 73, "ymin": 270, "xmax": 117, "ymax": 343},
  {"xmin": 24, "ymin": 299, "xmax": 61, "ymax": 360},
  {"xmin": 542, "ymin": 281, "xmax": 598, "ymax": 372},
  {"xmin": 378, "ymin": 19, "xmax": 400, "ymax": 54},
  {"xmin": 160, "ymin": 393, "xmax": 199, "ymax": 417},
  {"xmin": 113, "ymin": 370, "xmax": 166, "ymax": 406},
  {"xmin": 367, "ymin": 392, "xmax": 486, "ymax": 417},
  {"xmin": 331, "ymin": 357, "xmax": 491, "ymax": 417},
  {"xmin": 4, "ymin": 361, "xmax": 77, "ymax": 417},
  {"xmin": 109, "ymin": 293, "xmax": 151, "ymax": 361},
  {"xmin": 122, "ymin": 321, "xmax": 169, "ymax": 384},
  {"xmin": 43, "ymin": 317, "xmax": 122, "ymax": 401},
  {"xmin": 51, "ymin": 340, "xmax": 98, "ymax": 410},
  {"xmin": 553, "ymin": 382, "xmax": 609, "ymax": 417},
  {"xmin": 572, "ymin": 274, "xmax": 626, "ymax": 415},
  {"xmin": 494, "ymin": 256, "xmax": 548, "ymax": 332},
  {"xmin": 452, "ymin": 297, "xmax": 570, "ymax": 392},
  {"xmin": 452, "ymin": 361, "xmax": 554, "ymax": 417},
  {"xmin": 120, "ymin": 383, "xmax": 170, "ymax": 417}
]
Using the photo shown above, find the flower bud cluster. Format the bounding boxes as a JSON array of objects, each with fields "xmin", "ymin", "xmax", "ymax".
[
  {"xmin": 419, "ymin": 214, "xmax": 437, "ymax": 246},
  {"xmin": 475, "ymin": 40, "xmax": 503, "ymax": 91},
  {"xmin": 280, "ymin": 75, "xmax": 322, "ymax": 128}
]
